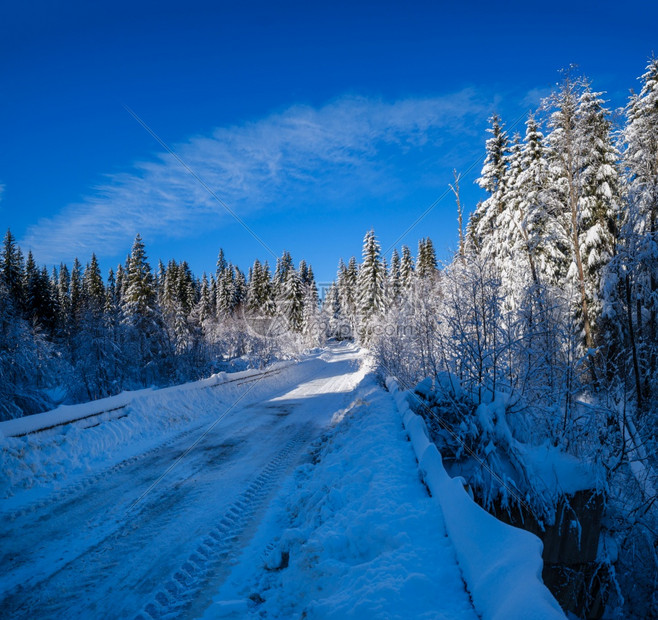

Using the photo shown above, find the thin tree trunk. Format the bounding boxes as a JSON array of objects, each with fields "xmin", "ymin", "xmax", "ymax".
[
  {"xmin": 625, "ymin": 273, "xmax": 643, "ymax": 411},
  {"xmin": 450, "ymin": 170, "xmax": 465, "ymax": 259},
  {"xmin": 649, "ymin": 206, "xmax": 657, "ymax": 382},
  {"xmin": 568, "ymin": 179, "xmax": 594, "ymax": 349}
]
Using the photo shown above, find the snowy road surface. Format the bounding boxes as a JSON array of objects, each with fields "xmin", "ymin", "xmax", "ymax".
[{"xmin": 1, "ymin": 344, "xmax": 479, "ymax": 619}]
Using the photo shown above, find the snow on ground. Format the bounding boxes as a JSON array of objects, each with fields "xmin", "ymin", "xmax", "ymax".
[
  {"xmin": 0, "ymin": 343, "xmax": 373, "ymax": 618},
  {"xmin": 387, "ymin": 378, "xmax": 565, "ymax": 620},
  {"xmin": 203, "ymin": 371, "xmax": 478, "ymax": 620},
  {"xmin": 1, "ymin": 343, "xmax": 563, "ymax": 619}
]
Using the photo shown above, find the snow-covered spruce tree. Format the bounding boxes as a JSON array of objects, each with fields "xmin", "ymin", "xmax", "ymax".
[
  {"xmin": 544, "ymin": 74, "xmax": 605, "ymax": 352},
  {"xmin": 273, "ymin": 250, "xmax": 294, "ymax": 297},
  {"xmin": 321, "ymin": 282, "xmax": 343, "ymax": 340},
  {"xmin": 488, "ymin": 134, "xmax": 530, "ymax": 308},
  {"xmin": 416, "ymin": 237, "xmax": 438, "ymax": 279},
  {"xmin": 247, "ymin": 259, "xmax": 275, "ymax": 316},
  {"xmin": 101, "ymin": 267, "xmax": 124, "ymax": 393},
  {"xmin": 48, "ymin": 267, "xmax": 61, "ymax": 335},
  {"xmin": 337, "ymin": 256, "xmax": 358, "ymax": 339},
  {"xmin": 193, "ymin": 273, "xmax": 213, "ymax": 325},
  {"xmin": 576, "ymin": 88, "xmax": 620, "ymax": 344},
  {"xmin": 70, "ymin": 258, "xmax": 83, "ymax": 330},
  {"xmin": 469, "ymin": 115, "xmax": 510, "ymax": 256},
  {"xmin": 298, "ymin": 259, "xmax": 309, "ymax": 287},
  {"xmin": 356, "ymin": 230, "xmax": 386, "ymax": 343},
  {"xmin": 216, "ymin": 263, "xmax": 246, "ymax": 320},
  {"xmin": 469, "ymin": 119, "xmax": 544, "ymax": 336},
  {"xmin": 82, "ymin": 254, "xmax": 106, "ymax": 314},
  {"xmin": 156, "ymin": 259, "xmax": 166, "ymax": 307},
  {"xmin": 400, "ymin": 245, "xmax": 414, "ymax": 289},
  {"xmin": 615, "ymin": 58, "xmax": 658, "ymax": 410},
  {"xmin": 215, "ymin": 263, "xmax": 235, "ymax": 319},
  {"xmin": 55, "ymin": 262, "xmax": 71, "ymax": 337},
  {"xmin": 514, "ymin": 115, "xmax": 568, "ymax": 287},
  {"xmin": 161, "ymin": 260, "xmax": 189, "ymax": 356},
  {"xmin": 209, "ymin": 274, "xmax": 218, "ymax": 314},
  {"xmin": 73, "ymin": 254, "xmax": 116, "ymax": 400},
  {"xmin": 388, "ymin": 248, "xmax": 401, "ymax": 307},
  {"xmin": 120, "ymin": 234, "xmax": 166, "ymax": 387},
  {"xmin": 232, "ymin": 266, "xmax": 248, "ymax": 311},
  {"xmin": 216, "ymin": 248, "xmax": 228, "ymax": 279},
  {"xmin": 23, "ymin": 251, "xmax": 55, "ymax": 334},
  {"xmin": 301, "ymin": 267, "xmax": 321, "ymax": 347},
  {"xmin": 115, "ymin": 263, "xmax": 125, "ymax": 306},
  {"xmin": 278, "ymin": 267, "xmax": 305, "ymax": 334},
  {"xmin": 410, "ymin": 253, "xmax": 442, "ymax": 379}
]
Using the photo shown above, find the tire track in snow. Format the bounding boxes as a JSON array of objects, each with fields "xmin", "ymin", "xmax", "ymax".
[
  {"xmin": 1, "ymin": 423, "xmax": 312, "ymax": 619},
  {"xmin": 135, "ymin": 424, "xmax": 314, "ymax": 620}
]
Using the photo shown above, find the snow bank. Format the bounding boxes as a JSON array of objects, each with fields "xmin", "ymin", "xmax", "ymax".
[
  {"xmin": 386, "ymin": 377, "xmax": 565, "ymax": 620},
  {"xmin": 519, "ymin": 441, "xmax": 599, "ymax": 498},
  {"xmin": 207, "ymin": 372, "xmax": 479, "ymax": 619},
  {"xmin": 0, "ymin": 362, "xmax": 294, "ymax": 439}
]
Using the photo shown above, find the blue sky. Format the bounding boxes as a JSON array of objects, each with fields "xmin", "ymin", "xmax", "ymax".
[{"xmin": 1, "ymin": 0, "xmax": 656, "ymax": 284}]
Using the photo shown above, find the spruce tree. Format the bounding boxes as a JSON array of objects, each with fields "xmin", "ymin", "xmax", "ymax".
[
  {"xmin": 545, "ymin": 73, "xmax": 596, "ymax": 348},
  {"xmin": 1, "ymin": 229, "xmax": 25, "ymax": 310},
  {"xmin": 121, "ymin": 234, "xmax": 164, "ymax": 385},
  {"xmin": 470, "ymin": 115, "xmax": 510, "ymax": 254},
  {"xmin": 274, "ymin": 251, "xmax": 294, "ymax": 292},
  {"xmin": 122, "ymin": 234, "xmax": 155, "ymax": 315},
  {"xmin": 388, "ymin": 248, "xmax": 401, "ymax": 305},
  {"xmin": 216, "ymin": 248, "xmax": 228, "ymax": 279},
  {"xmin": 83, "ymin": 254, "xmax": 105, "ymax": 315},
  {"xmin": 280, "ymin": 268, "xmax": 305, "ymax": 333},
  {"xmin": 337, "ymin": 256, "xmax": 359, "ymax": 337},
  {"xmin": 193, "ymin": 273, "xmax": 213, "ymax": 325},
  {"xmin": 302, "ymin": 269, "xmax": 320, "ymax": 344},
  {"xmin": 357, "ymin": 230, "xmax": 385, "ymax": 338},
  {"xmin": 400, "ymin": 245, "xmax": 414, "ymax": 289},
  {"xmin": 515, "ymin": 115, "xmax": 564, "ymax": 285},
  {"xmin": 416, "ymin": 237, "xmax": 438, "ymax": 279},
  {"xmin": 616, "ymin": 58, "xmax": 658, "ymax": 406},
  {"xmin": 70, "ymin": 258, "xmax": 83, "ymax": 326},
  {"xmin": 216, "ymin": 265, "xmax": 235, "ymax": 318},
  {"xmin": 23, "ymin": 251, "xmax": 43, "ymax": 324},
  {"xmin": 321, "ymin": 282, "xmax": 343, "ymax": 339},
  {"xmin": 577, "ymin": 88, "xmax": 620, "ymax": 334}
]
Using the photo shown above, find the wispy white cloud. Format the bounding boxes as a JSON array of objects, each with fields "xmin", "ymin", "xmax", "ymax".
[
  {"xmin": 0, "ymin": 183, "xmax": 5, "ymax": 204},
  {"xmin": 23, "ymin": 90, "xmax": 490, "ymax": 262},
  {"xmin": 520, "ymin": 87, "xmax": 553, "ymax": 111}
]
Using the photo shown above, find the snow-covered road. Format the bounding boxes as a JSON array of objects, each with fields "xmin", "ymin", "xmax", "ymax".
[
  {"xmin": 1, "ymin": 345, "xmax": 374, "ymax": 618},
  {"xmin": 3, "ymin": 343, "xmax": 551, "ymax": 619}
]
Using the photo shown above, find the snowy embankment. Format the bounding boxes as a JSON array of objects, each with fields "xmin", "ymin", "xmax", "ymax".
[
  {"xmin": 206, "ymin": 370, "xmax": 479, "ymax": 619},
  {"xmin": 0, "ymin": 360, "xmax": 295, "ymax": 506},
  {"xmin": 386, "ymin": 377, "xmax": 565, "ymax": 620},
  {"xmin": 0, "ymin": 364, "xmax": 291, "ymax": 438}
]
